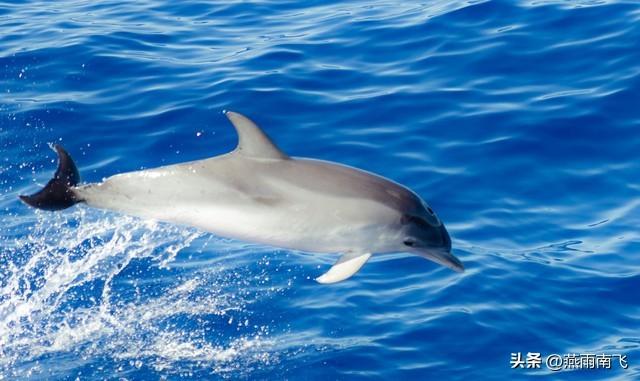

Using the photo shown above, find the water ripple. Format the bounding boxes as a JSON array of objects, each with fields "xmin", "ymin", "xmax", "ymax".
[{"xmin": 2, "ymin": 0, "xmax": 639, "ymax": 379}]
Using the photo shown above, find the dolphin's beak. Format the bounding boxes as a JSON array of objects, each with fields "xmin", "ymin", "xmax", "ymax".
[
  {"xmin": 427, "ymin": 248, "xmax": 465, "ymax": 273},
  {"xmin": 412, "ymin": 223, "xmax": 465, "ymax": 272}
]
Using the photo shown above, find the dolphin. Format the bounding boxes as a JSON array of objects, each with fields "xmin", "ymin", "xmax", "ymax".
[{"xmin": 19, "ymin": 111, "xmax": 464, "ymax": 283}]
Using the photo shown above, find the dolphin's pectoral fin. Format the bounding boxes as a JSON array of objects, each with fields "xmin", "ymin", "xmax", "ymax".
[
  {"xmin": 316, "ymin": 252, "xmax": 372, "ymax": 284},
  {"xmin": 224, "ymin": 111, "xmax": 289, "ymax": 160}
]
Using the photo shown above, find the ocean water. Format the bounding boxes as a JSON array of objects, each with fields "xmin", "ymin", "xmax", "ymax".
[{"xmin": 1, "ymin": 0, "xmax": 639, "ymax": 379}]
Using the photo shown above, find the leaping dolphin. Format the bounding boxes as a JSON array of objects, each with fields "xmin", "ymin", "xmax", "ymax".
[{"xmin": 19, "ymin": 111, "xmax": 464, "ymax": 283}]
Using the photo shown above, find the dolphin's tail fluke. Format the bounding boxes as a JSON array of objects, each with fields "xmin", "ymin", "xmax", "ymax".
[{"xmin": 19, "ymin": 144, "xmax": 81, "ymax": 211}]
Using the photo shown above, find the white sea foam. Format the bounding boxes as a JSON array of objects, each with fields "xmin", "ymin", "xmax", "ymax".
[{"xmin": 0, "ymin": 209, "xmax": 279, "ymax": 379}]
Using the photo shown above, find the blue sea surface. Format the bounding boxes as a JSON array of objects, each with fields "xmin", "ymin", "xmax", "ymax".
[{"xmin": 1, "ymin": 0, "xmax": 639, "ymax": 379}]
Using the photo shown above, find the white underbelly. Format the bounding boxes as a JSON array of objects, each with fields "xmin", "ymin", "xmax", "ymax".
[
  {"xmin": 74, "ymin": 166, "xmax": 398, "ymax": 254},
  {"xmin": 77, "ymin": 187, "xmax": 379, "ymax": 254},
  {"xmin": 162, "ymin": 203, "xmax": 378, "ymax": 253}
]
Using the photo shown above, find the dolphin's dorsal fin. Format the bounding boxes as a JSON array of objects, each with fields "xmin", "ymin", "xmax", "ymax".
[
  {"xmin": 316, "ymin": 252, "xmax": 371, "ymax": 284},
  {"xmin": 225, "ymin": 111, "xmax": 288, "ymax": 160}
]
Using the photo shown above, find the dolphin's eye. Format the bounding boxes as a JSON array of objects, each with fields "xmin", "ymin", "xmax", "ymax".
[
  {"xmin": 426, "ymin": 206, "xmax": 434, "ymax": 215},
  {"xmin": 403, "ymin": 239, "xmax": 416, "ymax": 247}
]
